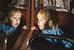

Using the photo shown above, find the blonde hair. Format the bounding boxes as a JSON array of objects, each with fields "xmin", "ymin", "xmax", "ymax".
[
  {"xmin": 8, "ymin": 8, "xmax": 21, "ymax": 17},
  {"xmin": 37, "ymin": 8, "xmax": 59, "ymax": 29}
]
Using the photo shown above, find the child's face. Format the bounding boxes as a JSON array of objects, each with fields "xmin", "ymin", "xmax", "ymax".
[
  {"xmin": 10, "ymin": 12, "xmax": 21, "ymax": 28},
  {"xmin": 37, "ymin": 16, "xmax": 46, "ymax": 30}
]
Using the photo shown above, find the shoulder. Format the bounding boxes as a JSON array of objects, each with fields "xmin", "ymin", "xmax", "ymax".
[{"xmin": 55, "ymin": 27, "xmax": 64, "ymax": 35}]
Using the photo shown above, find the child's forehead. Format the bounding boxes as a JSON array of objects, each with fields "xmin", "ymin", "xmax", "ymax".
[
  {"xmin": 11, "ymin": 11, "xmax": 21, "ymax": 15},
  {"xmin": 12, "ymin": 11, "xmax": 21, "ymax": 14},
  {"xmin": 11, "ymin": 12, "xmax": 21, "ymax": 18}
]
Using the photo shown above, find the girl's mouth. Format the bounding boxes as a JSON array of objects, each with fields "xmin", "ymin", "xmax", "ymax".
[{"xmin": 38, "ymin": 25, "xmax": 41, "ymax": 28}]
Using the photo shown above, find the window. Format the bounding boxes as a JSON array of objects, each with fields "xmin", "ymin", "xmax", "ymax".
[{"xmin": 35, "ymin": 0, "xmax": 71, "ymax": 12}]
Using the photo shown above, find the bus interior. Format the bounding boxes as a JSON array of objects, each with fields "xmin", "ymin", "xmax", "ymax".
[{"xmin": 0, "ymin": 0, "xmax": 74, "ymax": 50}]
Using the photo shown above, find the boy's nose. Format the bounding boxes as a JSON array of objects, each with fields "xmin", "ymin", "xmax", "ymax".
[{"xmin": 16, "ymin": 19, "xmax": 19, "ymax": 22}]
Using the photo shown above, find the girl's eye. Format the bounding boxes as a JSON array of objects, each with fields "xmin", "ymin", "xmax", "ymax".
[{"xmin": 40, "ymin": 19, "xmax": 43, "ymax": 21}]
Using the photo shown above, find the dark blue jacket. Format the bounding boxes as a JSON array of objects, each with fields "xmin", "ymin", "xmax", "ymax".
[
  {"xmin": 0, "ymin": 24, "xmax": 16, "ymax": 36},
  {"xmin": 41, "ymin": 27, "xmax": 73, "ymax": 48}
]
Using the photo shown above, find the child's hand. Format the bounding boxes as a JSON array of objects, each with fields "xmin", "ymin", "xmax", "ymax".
[
  {"xmin": 31, "ymin": 26, "xmax": 38, "ymax": 30},
  {"xmin": 22, "ymin": 25, "xmax": 27, "ymax": 30}
]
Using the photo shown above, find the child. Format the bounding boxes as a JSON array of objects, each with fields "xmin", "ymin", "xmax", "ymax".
[
  {"xmin": 0, "ymin": 8, "xmax": 27, "ymax": 36},
  {"xmin": 0, "ymin": 8, "xmax": 27, "ymax": 50},
  {"xmin": 31, "ymin": 8, "xmax": 73, "ymax": 48}
]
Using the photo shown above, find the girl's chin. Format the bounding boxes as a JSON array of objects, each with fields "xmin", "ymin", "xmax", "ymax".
[{"xmin": 39, "ymin": 28, "xmax": 44, "ymax": 30}]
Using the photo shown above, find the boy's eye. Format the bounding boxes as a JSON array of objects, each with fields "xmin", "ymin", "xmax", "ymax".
[
  {"xmin": 13, "ymin": 17, "xmax": 16, "ymax": 19},
  {"xmin": 19, "ymin": 17, "xmax": 21, "ymax": 19}
]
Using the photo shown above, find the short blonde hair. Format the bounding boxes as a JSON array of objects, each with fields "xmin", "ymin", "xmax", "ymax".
[{"xmin": 9, "ymin": 8, "xmax": 21, "ymax": 17}]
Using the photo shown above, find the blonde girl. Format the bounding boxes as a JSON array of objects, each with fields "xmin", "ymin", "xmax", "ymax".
[{"xmin": 31, "ymin": 8, "xmax": 73, "ymax": 48}]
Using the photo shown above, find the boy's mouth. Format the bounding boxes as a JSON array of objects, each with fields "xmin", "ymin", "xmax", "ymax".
[{"xmin": 15, "ymin": 23, "xmax": 19, "ymax": 26}]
